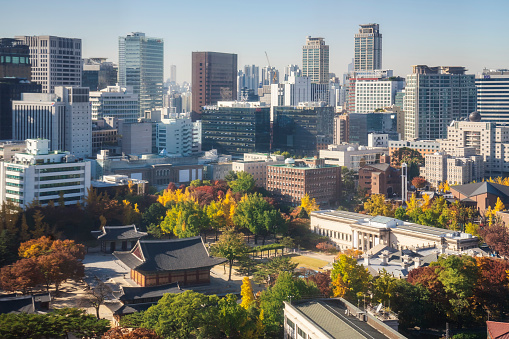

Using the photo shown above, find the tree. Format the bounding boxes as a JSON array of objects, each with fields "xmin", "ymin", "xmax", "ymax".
[
  {"xmin": 240, "ymin": 276, "xmax": 255, "ymax": 309},
  {"xmin": 371, "ymin": 269, "xmax": 397, "ymax": 305},
  {"xmin": 18, "ymin": 235, "xmax": 53, "ymax": 258},
  {"xmin": 411, "ymin": 176, "xmax": 427, "ymax": 189},
  {"xmin": 224, "ymin": 170, "xmax": 239, "ymax": 183},
  {"xmin": 0, "ymin": 257, "xmax": 44, "ymax": 294},
  {"xmin": 206, "ymin": 190, "xmax": 237, "ymax": 240},
  {"xmin": 140, "ymin": 203, "xmax": 167, "ymax": 233},
  {"xmin": 253, "ymin": 256, "xmax": 298, "ymax": 286},
  {"xmin": 210, "ymin": 229, "xmax": 248, "ymax": 281},
  {"xmin": 260, "ymin": 272, "xmax": 319, "ymax": 337},
  {"xmin": 102, "ymin": 327, "xmax": 162, "ymax": 339},
  {"xmin": 473, "ymin": 257, "xmax": 509, "ymax": 320},
  {"xmin": 79, "ymin": 279, "xmax": 113, "ymax": 319},
  {"xmin": 142, "ymin": 291, "xmax": 220, "ymax": 339},
  {"xmin": 229, "ymin": 172, "xmax": 255, "ymax": 193},
  {"xmin": 331, "ymin": 254, "xmax": 371, "ymax": 301},
  {"xmin": 159, "ymin": 201, "xmax": 208, "ymax": 238},
  {"xmin": 217, "ymin": 294, "xmax": 256, "ymax": 338},
  {"xmin": 480, "ymin": 222, "xmax": 509, "ymax": 257},
  {"xmin": 305, "ymin": 271, "xmax": 332, "ymax": 297},
  {"xmin": 233, "ymin": 193, "xmax": 283, "ymax": 244},
  {"xmin": 300, "ymin": 194, "xmax": 319, "ymax": 214},
  {"xmin": 38, "ymin": 251, "xmax": 84, "ymax": 292},
  {"xmin": 364, "ymin": 194, "xmax": 395, "ymax": 217}
]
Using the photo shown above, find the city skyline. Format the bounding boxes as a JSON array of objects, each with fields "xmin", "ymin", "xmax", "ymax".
[{"xmin": 2, "ymin": 0, "xmax": 509, "ymax": 83}]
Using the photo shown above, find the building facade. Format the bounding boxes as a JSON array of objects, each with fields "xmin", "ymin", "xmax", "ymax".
[
  {"xmin": 476, "ymin": 69, "xmax": 509, "ymax": 124},
  {"xmin": 388, "ymin": 140, "xmax": 440, "ymax": 158},
  {"xmin": 191, "ymin": 52, "xmax": 237, "ymax": 115},
  {"xmin": 82, "ymin": 58, "xmax": 117, "ymax": 91},
  {"xmin": 319, "ymin": 144, "xmax": 388, "ymax": 171},
  {"xmin": 348, "ymin": 111, "xmax": 398, "ymax": 146},
  {"xmin": 12, "ymin": 86, "xmax": 92, "ymax": 159},
  {"xmin": 302, "ymin": 37, "xmax": 329, "ymax": 84},
  {"xmin": 231, "ymin": 153, "xmax": 285, "ymax": 188},
  {"xmin": 201, "ymin": 101, "xmax": 270, "ymax": 155},
  {"xmin": 156, "ymin": 113, "xmax": 193, "ymax": 156},
  {"xmin": 273, "ymin": 103, "xmax": 334, "ymax": 156},
  {"xmin": 0, "ymin": 38, "xmax": 31, "ymax": 79},
  {"xmin": 118, "ymin": 32, "xmax": 164, "ymax": 117},
  {"xmin": 354, "ymin": 23, "xmax": 382, "ymax": 71},
  {"xmin": 353, "ymin": 77, "xmax": 404, "ymax": 114},
  {"xmin": 90, "ymin": 85, "xmax": 139, "ymax": 123},
  {"xmin": 358, "ymin": 163, "xmax": 401, "ymax": 196},
  {"xmin": 267, "ymin": 158, "xmax": 341, "ymax": 207},
  {"xmin": 15, "ymin": 35, "xmax": 82, "ymax": 93},
  {"xmin": 0, "ymin": 139, "xmax": 91, "ymax": 208},
  {"xmin": 403, "ymin": 65, "xmax": 477, "ymax": 140}
]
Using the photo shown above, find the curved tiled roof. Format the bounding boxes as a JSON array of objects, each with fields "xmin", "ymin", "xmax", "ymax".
[{"xmin": 94, "ymin": 225, "xmax": 148, "ymax": 241}]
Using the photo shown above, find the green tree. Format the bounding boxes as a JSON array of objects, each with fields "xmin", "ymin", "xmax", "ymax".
[
  {"xmin": 210, "ymin": 229, "xmax": 248, "ymax": 281},
  {"xmin": 371, "ymin": 269, "xmax": 397, "ymax": 305},
  {"xmin": 217, "ymin": 294, "xmax": 256, "ymax": 338},
  {"xmin": 253, "ymin": 256, "xmax": 298, "ymax": 286},
  {"xmin": 224, "ymin": 171, "xmax": 238, "ymax": 182},
  {"xmin": 159, "ymin": 201, "xmax": 208, "ymax": 238},
  {"xmin": 140, "ymin": 203, "xmax": 167, "ymax": 233},
  {"xmin": 229, "ymin": 172, "xmax": 255, "ymax": 193}
]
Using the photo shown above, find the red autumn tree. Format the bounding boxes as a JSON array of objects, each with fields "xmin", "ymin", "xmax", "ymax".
[
  {"xmin": 473, "ymin": 257, "xmax": 509, "ymax": 319},
  {"xmin": 38, "ymin": 251, "xmax": 84, "ymax": 292},
  {"xmin": 306, "ymin": 271, "xmax": 332, "ymax": 297},
  {"xmin": 411, "ymin": 176, "xmax": 427, "ymax": 189},
  {"xmin": 102, "ymin": 327, "xmax": 162, "ymax": 339},
  {"xmin": 0, "ymin": 258, "xmax": 45, "ymax": 294},
  {"xmin": 480, "ymin": 223, "xmax": 509, "ymax": 257}
]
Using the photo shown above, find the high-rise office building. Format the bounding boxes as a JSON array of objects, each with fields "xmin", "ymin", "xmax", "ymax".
[
  {"xmin": 0, "ymin": 78, "xmax": 41, "ymax": 140},
  {"xmin": 403, "ymin": 65, "xmax": 477, "ymax": 141},
  {"xmin": 169, "ymin": 65, "xmax": 177, "ymax": 84},
  {"xmin": 302, "ymin": 37, "xmax": 329, "ymax": 84},
  {"xmin": 354, "ymin": 24, "xmax": 382, "ymax": 71},
  {"xmin": 192, "ymin": 52, "xmax": 237, "ymax": 116},
  {"xmin": 476, "ymin": 69, "xmax": 509, "ymax": 124},
  {"xmin": 12, "ymin": 87, "xmax": 92, "ymax": 158},
  {"xmin": 82, "ymin": 58, "xmax": 117, "ymax": 91},
  {"xmin": 0, "ymin": 38, "xmax": 31, "ymax": 79},
  {"xmin": 15, "ymin": 35, "xmax": 82, "ymax": 93},
  {"xmin": 90, "ymin": 85, "xmax": 139, "ymax": 123},
  {"xmin": 118, "ymin": 32, "xmax": 164, "ymax": 117},
  {"xmin": 201, "ymin": 101, "xmax": 270, "ymax": 155}
]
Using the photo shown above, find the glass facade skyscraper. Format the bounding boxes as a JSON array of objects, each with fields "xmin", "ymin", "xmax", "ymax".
[
  {"xmin": 302, "ymin": 37, "xmax": 329, "ymax": 84},
  {"xmin": 354, "ymin": 24, "xmax": 382, "ymax": 71},
  {"xmin": 476, "ymin": 69, "xmax": 509, "ymax": 124},
  {"xmin": 118, "ymin": 32, "xmax": 163, "ymax": 117}
]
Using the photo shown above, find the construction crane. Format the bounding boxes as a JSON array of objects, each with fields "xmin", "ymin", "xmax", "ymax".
[{"xmin": 264, "ymin": 51, "xmax": 277, "ymax": 84}]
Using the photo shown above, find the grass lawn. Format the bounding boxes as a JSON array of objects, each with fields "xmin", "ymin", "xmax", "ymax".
[{"xmin": 289, "ymin": 255, "xmax": 329, "ymax": 271}]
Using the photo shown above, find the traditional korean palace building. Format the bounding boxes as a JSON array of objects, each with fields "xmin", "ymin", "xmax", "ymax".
[
  {"xmin": 114, "ymin": 236, "xmax": 226, "ymax": 287},
  {"xmin": 92, "ymin": 225, "xmax": 147, "ymax": 253}
]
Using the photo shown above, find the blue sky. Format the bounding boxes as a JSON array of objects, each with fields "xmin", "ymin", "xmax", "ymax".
[{"xmin": 3, "ymin": 0, "xmax": 508, "ymax": 83}]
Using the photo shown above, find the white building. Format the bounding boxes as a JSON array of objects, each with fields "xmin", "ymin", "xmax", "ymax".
[
  {"xmin": 476, "ymin": 69, "xmax": 509, "ymax": 124},
  {"xmin": 368, "ymin": 133, "xmax": 389, "ymax": 147},
  {"xmin": 155, "ymin": 111, "xmax": 193, "ymax": 156},
  {"xmin": 90, "ymin": 85, "xmax": 139, "ymax": 123},
  {"xmin": 0, "ymin": 139, "xmax": 91, "ymax": 208},
  {"xmin": 319, "ymin": 144, "xmax": 388, "ymax": 171},
  {"xmin": 192, "ymin": 121, "xmax": 202, "ymax": 154},
  {"xmin": 354, "ymin": 77, "xmax": 404, "ymax": 114},
  {"xmin": 421, "ymin": 148, "xmax": 484, "ymax": 187},
  {"xmin": 16, "ymin": 35, "xmax": 82, "ymax": 93},
  {"xmin": 231, "ymin": 153, "xmax": 285, "ymax": 188},
  {"xmin": 12, "ymin": 87, "xmax": 92, "ymax": 159}
]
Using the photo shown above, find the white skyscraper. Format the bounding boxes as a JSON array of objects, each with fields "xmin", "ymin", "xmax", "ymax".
[
  {"xmin": 12, "ymin": 87, "xmax": 92, "ymax": 158},
  {"xmin": 354, "ymin": 24, "xmax": 382, "ymax": 71},
  {"xmin": 476, "ymin": 69, "xmax": 509, "ymax": 123},
  {"xmin": 16, "ymin": 35, "xmax": 82, "ymax": 93}
]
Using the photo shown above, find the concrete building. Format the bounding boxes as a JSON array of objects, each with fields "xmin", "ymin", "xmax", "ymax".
[
  {"xmin": 118, "ymin": 32, "xmax": 163, "ymax": 117},
  {"xmin": 310, "ymin": 210, "xmax": 478, "ymax": 252},
  {"xmin": 261, "ymin": 66, "xmax": 279, "ymax": 86},
  {"xmin": 368, "ymin": 133, "xmax": 389, "ymax": 148},
  {"xmin": 0, "ymin": 38, "xmax": 31, "ymax": 79},
  {"xmin": 92, "ymin": 118, "xmax": 121, "ymax": 156},
  {"xmin": 388, "ymin": 140, "xmax": 440, "ymax": 158},
  {"xmin": 121, "ymin": 122, "xmax": 153, "ymax": 155},
  {"xmin": 284, "ymin": 64, "xmax": 301, "ymax": 81},
  {"xmin": 345, "ymin": 69, "xmax": 394, "ymax": 114},
  {"xmin": 0, "ymin": 140, "xmax": 25, "ymax": 161},
  {"xmin": 272, "ymin": 102, "xmax": 334, "ymax": 157},
  {"xmin": 0, "ymin": 77, "xmax": 41, "ymax": 140},
  {"xmin": 90, "ymin": 85, "xmax": 139, "ymax": 123},
  {"xmin": 319, "ymin": 144, "xmax": 388, "ymax": 171},
  {"xmin": 169, "ymin": 64, "xmax": 176, "ymax": 84},
  {"xmin": 16, "ymin": 35, "xmax": 82, "ymax": 93},
  {"xmin": 403, "ymin": 65, "xmax": 477, "ymax": 140},
  {"xmin": 302, "ymin": 37, "xmax": 329, "ymax": 84},
  {"xmin": 348, "ymin": 111, "xmax": 398, "ymax": 146},
  {"xmin": 0, "ymin": 139, "xmax": 91, "ymax": 208},
  {"xmin": 267, "ymin": 158, "xmax": 341, "ymax": 207},
  {"xmin": 354, "ymin": 24, "xmax": 382, "ymax": 71},
  {"xmin": 353, "ymin": 77, "xmax": 404, "ymax": 114},
  {"xmin": 284, "ymin": 298, "xmax": 405, "ymax": 339},
  {"xmin": 421, "ymin": 149, "xmax": 484, "ymax": 187},
  {"xmin": 192, "ymin": 52, "xmax": 237, "ymax": 115},
  {"xmin": 476, "ymin": 69, "xmax": 509, "ymax": 124},
  {"xmin": 231, "ymin": 153, "xmax": 285, "ymax": 188},
  {"xmin": 440, "ymin": 112, "xmax": 509, "ymax": 177},
  {"xmin": 359, "ymin": 163, "xmax": 401, "ymax": 196},
  {"xmin": 82, "ymin": 58, "xmax": 117, "ymax": 91},
  {"xmin": 333, "ymin": 114, "xmax": 349, "ymax": 144},
  {"xmin": 237, "ymin": 65, "xmax": 259, "ymax": 100},
  {"xmin": 156, "ymin": 112, "xmax": 193, "ymax": 156},
  {"xmin": 201, "ymin": 101, "xmax": 270, "ymax": 156},
  {"xmin": 12, "ymin": 86, "xmax": 92, "ymax": 158}
]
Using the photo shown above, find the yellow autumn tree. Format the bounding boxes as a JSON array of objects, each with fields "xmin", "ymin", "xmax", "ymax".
[
  {"xmin": 364, "ymin": 194, "xmax": 395, "ymax": 217},
  {"xmin": 438, "ymin": 182, "xmax": 444, "ymax": 192},
  {"xmin": 300, "ymin": 194, "xmax": 319, "ymax": 214},
  {"xmin": 206, "ymin": 190, "xmax": 237, "ymax": 239},
  {"xmin": 495, "ymin": 197, "xmax": 506, "ymax": 212},
  {"xmin": 240, "ymin": 276, "xmax": 255, "ymax": 309},
  {"xmin": 421, "ymin": 194, "xmax": 431, "ymax": 211},
  {"xmin": 443, "ymin": 181, "xmax": 451, "ymax": 192},
  {"xmin": 157, "ymin": 187, "xmax": 195, "ymax": 207}
]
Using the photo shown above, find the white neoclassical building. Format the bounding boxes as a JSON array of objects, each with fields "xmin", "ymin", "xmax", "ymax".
[{"xmin": 310, "ymin": 210, "xmax": 478, "ymax": 252}]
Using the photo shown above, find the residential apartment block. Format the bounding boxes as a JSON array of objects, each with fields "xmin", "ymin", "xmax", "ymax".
[{"xmin": 354, "ymin": 23, "xmax": 382, "ymax": 71}]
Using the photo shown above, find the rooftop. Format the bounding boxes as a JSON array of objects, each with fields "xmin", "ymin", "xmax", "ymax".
[{"xmin": 92, "ymin": 225, "xmax": 148, "ymax": 242}]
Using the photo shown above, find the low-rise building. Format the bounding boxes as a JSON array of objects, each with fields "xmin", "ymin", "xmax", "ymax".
[
  {"xmin": 0, "ymin": 139, "xmax": 91, "ymax": 208},
  {"xmin": 450, "ymin": 181, "xmax": 509, "ymax": 214},
  {"xmin": 267, "ymin": 158, "xmax": 341, "ymax": 207},
  {"xmin": 310, "ymin": 210, "xmax": 478, "ymax": 252},
  {"xmin": 0, "ymin": 140, "xmax": 25, "ymax": 161},
  {"xmin": 319, "ymin": 144, "xmax": 388, "ymax": 171},
  {"xmin": 388, "ymin": 139, "xmax": 440, "ymax": 158},
  {"xmin": 231, "ymin": 153, "xmax": 285, "ymax": 188},
  {"xmin": 358, "ymin": 163, "xmax": 401, "ymax": 196},
  {"xmin": 90, "ymin": 85, "xmax": 139, "ymax": 123}
]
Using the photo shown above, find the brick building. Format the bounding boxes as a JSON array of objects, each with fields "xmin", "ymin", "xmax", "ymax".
[
  {"xmin": 266, "ymin": 158, "xmax": 341, "ymax": 207},
  {"xmin": 358, "ymin": 163, "xmax": 401, "ymax": 196}
]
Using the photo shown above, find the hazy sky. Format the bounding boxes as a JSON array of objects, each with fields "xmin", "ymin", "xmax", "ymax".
[{"xmin": 3, "ymin": 0, "xmax": 508, "ymax": 83}]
